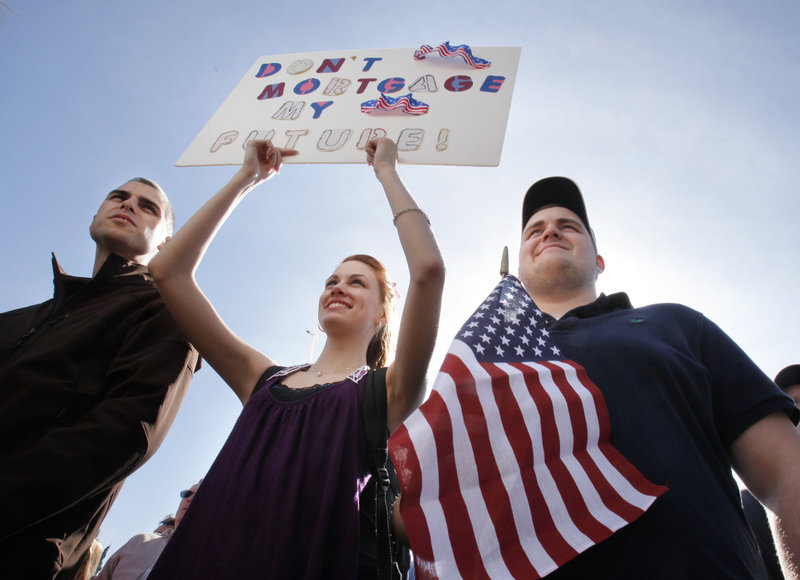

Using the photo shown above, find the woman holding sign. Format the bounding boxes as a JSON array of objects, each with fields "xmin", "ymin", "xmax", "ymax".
[{"xmin": 147, "ymin": 138, "xmax": 444, "ymax": 579}]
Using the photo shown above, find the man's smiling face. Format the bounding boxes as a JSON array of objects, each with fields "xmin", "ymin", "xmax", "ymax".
[{"xmin": 519, "ymin": 205, "xmax": 604, "ymax": 297}]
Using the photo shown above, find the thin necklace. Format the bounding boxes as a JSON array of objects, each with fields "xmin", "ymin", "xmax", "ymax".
[{"xmin": 310, "ymin": 364, "xmax": 359, "ymax": 377}]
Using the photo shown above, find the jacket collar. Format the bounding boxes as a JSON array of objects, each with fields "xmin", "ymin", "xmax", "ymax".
[
  {"xmin": 50, "ymin": 253, "xmax": 152, "ymax": 299},
  {"xmin": 566, "ymin": 292, "xmax": 633, "ymax": 319}
]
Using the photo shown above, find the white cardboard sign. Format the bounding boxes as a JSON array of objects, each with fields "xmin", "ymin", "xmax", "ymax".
[{"xmin": 176, "ymin": 45, "xmax": 521, "ymax": 167}]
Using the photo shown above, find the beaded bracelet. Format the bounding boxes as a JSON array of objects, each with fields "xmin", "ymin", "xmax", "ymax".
[{"xmin": 392, "ymin": 206, "xmax": 430, "ymax": 226}]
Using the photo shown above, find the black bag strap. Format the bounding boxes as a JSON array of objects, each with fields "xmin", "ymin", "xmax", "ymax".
[{"xmin": 362, "ymin": 368, "xmax": 396, "ymax": 580}]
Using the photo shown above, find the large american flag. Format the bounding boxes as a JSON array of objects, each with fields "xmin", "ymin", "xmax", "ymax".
[{"xmin": 389, "ymin": 276, "xmax": 667, "ymax": 579}]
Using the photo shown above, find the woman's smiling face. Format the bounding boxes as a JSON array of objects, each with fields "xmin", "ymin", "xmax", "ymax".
[{"xmin": 318, "ymin": 260, "xmax": 385, "ymax": 337}]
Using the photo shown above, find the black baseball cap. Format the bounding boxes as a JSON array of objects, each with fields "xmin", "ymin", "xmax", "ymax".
[
  {"xmin": 775, "ymin": 365, "xmax": 800, "ymax": 390},
  {"xmin": 522, "ymin": 177, "xmax": 591, "ymax": 234}
]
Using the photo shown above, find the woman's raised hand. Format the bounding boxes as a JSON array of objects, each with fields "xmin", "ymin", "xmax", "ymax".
[
  {"xmin": 365, "ymin": 137, "xmax": 398, "ymax": 175},
  {"xmin": 238, "ymin": 139, "xmax": 299, "ymax": 186}
]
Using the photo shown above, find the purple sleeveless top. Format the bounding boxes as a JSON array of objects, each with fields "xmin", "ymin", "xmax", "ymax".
[{"xmin": 149, "ymin": 365, "xmax": 372, "ymax": 579}]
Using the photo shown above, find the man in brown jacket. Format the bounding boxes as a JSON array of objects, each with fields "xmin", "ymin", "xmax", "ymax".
[{"xmin": 0, "ymin": 178, "xmax": 200, "ymax": 579}]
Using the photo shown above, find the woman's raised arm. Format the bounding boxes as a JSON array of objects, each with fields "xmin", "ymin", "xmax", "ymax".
[
  {"xmin": 366, "ymin": 138, "xmax": 446, "ymax": 432},
  {"xmin": 148, "ymin": 140, "xmax": 298, "ymax": 404}
]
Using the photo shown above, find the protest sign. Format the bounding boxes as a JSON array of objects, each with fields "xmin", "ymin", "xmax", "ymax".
[{"xmin": 177, "ymin": 43, "xmax": 521, "ymax": 166}]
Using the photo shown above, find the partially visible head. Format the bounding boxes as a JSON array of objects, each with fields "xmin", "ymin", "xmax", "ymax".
[
  {"xmin": 89, "ymin": 177, "xmax": 174, "ymax": 265},
  {"xmin": 174, "ymin": 480, "xmax": 202, "ymax": 529},
  {"xmin": 775, "ymin": 365, "xmax": 800, "ymax": 407},
  {"xmin": 519, "ymin": 177, "xmax": 604, "ymax": 298},
  {"xmin": 154, "ymin": 514, "xmax": 175, "ymax": 535},
  {"xmin": 319, "ymin": 254, "xmax": 394, "ymax": 369}
]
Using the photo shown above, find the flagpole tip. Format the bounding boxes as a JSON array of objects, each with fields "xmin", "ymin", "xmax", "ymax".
[{"xmin": 500, "ymin": 246, "xmax": 509, "ymax": 277}]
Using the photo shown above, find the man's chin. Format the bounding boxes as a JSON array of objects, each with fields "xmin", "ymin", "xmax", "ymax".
[{"xmin": 523, "ymin": 264, "xmax": 594, "ymax": 293}]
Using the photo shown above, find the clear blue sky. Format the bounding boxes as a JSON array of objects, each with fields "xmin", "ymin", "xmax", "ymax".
[{"xmin": 1, "ymin": 0, "xmax": 798, "ymax": 555}]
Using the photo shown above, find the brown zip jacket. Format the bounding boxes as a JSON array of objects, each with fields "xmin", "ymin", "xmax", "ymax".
[{"xmin": 0, "ymin": 253, "xmax": 199, "ymax": 579}]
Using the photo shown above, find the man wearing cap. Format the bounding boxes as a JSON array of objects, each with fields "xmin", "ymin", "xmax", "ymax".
[
  {"xmin": 0, "ymin": 178, "xmax": 200, "ymax": 579},
  {"xmin": 741, "ymin": 364, "xmax": 800, "ymax": 580},
  {"xmin": 516, "ymin": 177, "xmax": 800, "ymax": 578}
]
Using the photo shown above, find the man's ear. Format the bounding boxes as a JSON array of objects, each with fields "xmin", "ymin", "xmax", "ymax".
[
  {"xmin": 596, "ymin": 254, "xmax": 605, "ymax": 276},
  {"xmin": 157, "ymin": 236, "xmax": 172, "ymax": 252}
]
